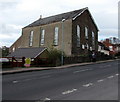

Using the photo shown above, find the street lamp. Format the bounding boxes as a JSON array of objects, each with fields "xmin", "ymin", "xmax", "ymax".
[{"xmin": 61, "ymin": 19, "xmax": 65, "ymax": 65}]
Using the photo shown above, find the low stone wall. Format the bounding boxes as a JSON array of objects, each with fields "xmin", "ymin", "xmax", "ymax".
[
  {"xmin": 64, "ymin": 56, "xmax": 90, "ymax": 65},
  {"xmin": 63, "ymin": 53, "xmax": 113, "ymax": 65}
]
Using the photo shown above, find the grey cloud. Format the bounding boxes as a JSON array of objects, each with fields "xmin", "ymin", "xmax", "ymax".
[
  {"xmin": 118, "ymin": 1, "xmax": 120, "ymax": 39},
  {"xmin": 0, "ymin": 33, "xmax": 20, "ymax": 47},
  {"xmin": 0, "ymin": 23, "xmax": 22, "ymax": 35},
  {"xmin": 0, "ymin": 1, "xmax": 19, "ymax": 10},
  {"xmin": 98, "ymin": 28, "xmax": 118, "ymax": 41},
  {"xmin": 0, "ymin": 0, "xmax": 119, "ymax": 47}
]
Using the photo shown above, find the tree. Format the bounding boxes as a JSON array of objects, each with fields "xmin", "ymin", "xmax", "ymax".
[{"xmin": 2, "ymin": 46, "xmax": 9, "ymax": 57}]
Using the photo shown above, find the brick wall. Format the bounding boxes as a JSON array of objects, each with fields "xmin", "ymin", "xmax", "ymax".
[{"xmin": 72, "ymin": 10, "xmax": 98, "ymax": 56}]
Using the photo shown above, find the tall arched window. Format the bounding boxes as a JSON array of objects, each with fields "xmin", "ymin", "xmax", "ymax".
[
  {"xmin": 92, "ymin": 31, "xmax": 95, "ymax": 49},
  {"xmin": 77, "ymin": 25, "xmax": 80, "ymax": 47},
  {"xmin": 85, "ymin": 27, "xmax": 88, "ymax": 39},
  {"xmin": 40, "ymin": 29, "xmax": 45, "ymax": 45},
  {"xmin": 54, "ymin": 27, "xmax": 59, "ymax": 45},
  {"xmin": 29, "ymin": 31, "xmax": 34, "ymax": 47}
]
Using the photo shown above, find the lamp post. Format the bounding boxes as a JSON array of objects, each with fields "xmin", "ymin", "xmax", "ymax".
[{"xmin": 61, "ymin": 19, "xmax": 65, "ymax": 65}]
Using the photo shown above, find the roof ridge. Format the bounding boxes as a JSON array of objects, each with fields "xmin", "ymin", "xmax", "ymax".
[
  {"xmin": 24, "ymin": 7, "xmax": 88, "ymax": 28},
  {"xmin": 41, "ymin": 7, "xmax": 87, "ymax": 19}
]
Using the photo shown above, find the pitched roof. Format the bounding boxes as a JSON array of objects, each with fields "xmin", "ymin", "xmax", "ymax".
[
  {"xmin": 24, "ymin": 7, "xmax": 98, "ymax": 30},
  {"xmin": 25, "ymin": 8, "xmax": 87, "ymax": 28},
  {"xmin": 98, "ymin": 42, "xmax": 110, "ymax": 51},
  {"xmin": 7, "ymin": 47, "xmax": 47, "ymax": 58}
]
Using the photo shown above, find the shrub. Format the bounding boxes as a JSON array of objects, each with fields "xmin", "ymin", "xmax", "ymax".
[
  {"xmin": 48, "ymin": 48, "xmax": 65, "ymax": 66},
  {"xmin": 115, "ymin": 52, "xmax": 120, "ymax": 57}
]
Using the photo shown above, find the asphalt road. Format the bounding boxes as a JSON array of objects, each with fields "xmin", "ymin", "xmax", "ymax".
[{"xmin": 2, "ymin": 60, "xmax": 119, "ymax": 101}]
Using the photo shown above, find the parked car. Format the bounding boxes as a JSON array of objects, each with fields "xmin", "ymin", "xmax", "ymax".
[
  {"xmin": 0, "ymin": 58, "xmax": 11, "ymax": 68},
  {"xmin": 0, "ymin": 58, "xmax": 9, "ymax": 62}
]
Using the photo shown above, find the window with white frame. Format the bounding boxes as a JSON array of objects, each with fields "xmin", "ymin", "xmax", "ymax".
[
  {"xmin": 98, "ymin": 46, "xmax": 101, "ymax": 51},
  {"xmin": 85, "ymin": 43, "xmax": 89, "ymax": 49},
  {"xmin": 85, "ymin": 27, "xmax": 88, "ymax": 39},
  {"xmin": 54, "ymin": 27, "xmax": 59, "ymax": 45},
  {"xmin": 29, "ymin": 31, "xmax": 34, "ymax": 46},
  {"xmin": 109, "ymin": 46, "xmax": 113, "ymax": 51},
  {"xmin": 90, "ymin": 46, "xmax": 92, "ymax": 51},
  {"xmin": 40, "ymin": 29, "xmax": 45, "ymax": 45},
  {"xmin": 12, "ymin": 47, "xmax": 15, "ymax": 52},
  {"xmin": 82, "ymin": 44, "xmax": 85, "ymax": 49},
  {"xmin": 92, "ymin": 31, "xmax": 95, "ymax": 49},
  {"xmin": 77, "ymin": 25, "xmax": 80, "ymax": 47},
  {"xmin": 86, "ymin": 43, "xmax": 89, "ymax": 49}
]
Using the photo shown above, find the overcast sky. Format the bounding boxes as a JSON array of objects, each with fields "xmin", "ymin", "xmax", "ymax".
[{"xmin": 0, "ymin": 0, "xmax": 119, "ymax": 47}]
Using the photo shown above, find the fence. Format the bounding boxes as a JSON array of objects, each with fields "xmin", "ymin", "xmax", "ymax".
[
  {"xmin": 1, "ymin": 52, "xmax": 114, "ymax": 68},
  {"xmin": 1, "ymin": 57, "xmax": 49, "ymax": 68}
]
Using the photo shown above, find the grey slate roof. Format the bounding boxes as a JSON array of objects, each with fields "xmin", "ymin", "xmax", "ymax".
[
  {"xmin": 24, "ymin": 7, "xmax": 88, "ymax": 28},
  {"xmin": 7, "ymin": 47, "xmax": 47, "ymax": 58}
]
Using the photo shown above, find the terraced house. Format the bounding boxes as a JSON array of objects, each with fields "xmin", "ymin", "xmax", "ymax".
[{"xmin": 9, "ymin": 7, "xmax": 99, "ymax": 57}]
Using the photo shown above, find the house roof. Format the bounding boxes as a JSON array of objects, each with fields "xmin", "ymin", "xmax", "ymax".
[
  {"xmin": 112, "ymin": 44, "xmax": 120, "ymax": 47},
  {"xmin": 98, "ymin": 42, "xmax": 110, "ymax": 51},
  {"xmin": 7, "ymin": 47, "xmax": 47, "ymax": 58},
  {"xmin": 98, "ymin": 42, "xmax": 104, "ymax": 47},
  {"xmin": 24, "ymin": 7, "xmax": 98, "ymax": 30}
]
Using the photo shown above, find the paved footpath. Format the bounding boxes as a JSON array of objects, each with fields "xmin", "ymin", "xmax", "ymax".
[{"xmin": 1, "ymin": 59, "xmax": 119, "ymax": 75}]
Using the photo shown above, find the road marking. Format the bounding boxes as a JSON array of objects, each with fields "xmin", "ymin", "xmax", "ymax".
[
  {"xmin": 115, "ymin": 74, "xmax": 119, "ymax": 76},
  {"xmin": 87, "ymin": 69, "xmax": 93, "ymax": 71},
  {"xmin": 62, "ymin": 88, "xmax": 77, "ymax": 95},
  {"xmin": 99, "ymin": 65, "xmax": 111, "ymax": 68},
  {"xmin": 107, "ymin": 76, "xmax": 114, "ymax": 79},
  {"xmin": 73, "ymin": 71, "xmax": 81, "ymax": 73},
  {"xmin": 13, "ymin": 80, "xmax": 18, "ymax": 83},
  {"xmin": 37, "ymin": 97, "xmax": 51, "ymax": 102},
  {"xmin": 44, "ymin": 97, "xmax": 51, "ymax": 100},
  {"xmin": 106, "ymin": 65, "xmax": 111, "ymax": 67},
  {"xmin": 73, "ymin": 69, "xmax": 92, "ymax": 73},
  {"xmin": 97, "ymin": 79, "xmax": 104, "ymax": 82},
  {"xmin": 41, "ymin": 75, "xmax": 51, "ymax": 79},
  {"xmin": 83, "ymin": 83, "xmax": 93, "ymax": 87},
  {"xmin": 73, "ymin": 69, "xmax": 87, "ymax": 73},
  {"xmin": 14, "ymin": 75, "xmax": 51, "ymax": 83}
]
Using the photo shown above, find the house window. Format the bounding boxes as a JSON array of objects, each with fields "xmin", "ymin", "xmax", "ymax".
[
  {"xmin": 82, "ymin": 44, "xmax": 85, "ymax": 49},
  {"xmin": 77, "ymin": 25, "xmax": 80, "ymax": 47},
  {"xmin": 85, "ymin": 43, "xmax": 89, "ymax": 49},
  {"xmin": 98, "ymin": 46, "xmax": 101, "ymax": 51},
  {"xmin": 12, "ymin": 47, "xmax": 15, "ymax": 52},
  {"xmin": 85, "ymin": 27, "xmax": 88, "ymax": 39},
  {"xmin": 101, "ymin": 46, "xmax": 104, "ymax": 50},
  {"xmin": 92, "ymin": 31, "xmax": 95, "ymax": 49},
  {"xmin": 40, "ymin": 29, "xmax": 45, "ymax": 45},
  {"xmin": 54, "ymin": 27, "xmax": 59, "ymax": 45},
  {"xmin": 109, "ymin": 46, "xmax": 113, "ymax": 51},
  {"xmin": 90, "ymin": 46, "xmax": 92, "ymax": 51},
  {"xmin": 29, "ymin": 31, "xmax": 34, "ymax": 47},
  {"xmin": 87, "ymin": 44, "xmax": 89, "ymax": 49}
]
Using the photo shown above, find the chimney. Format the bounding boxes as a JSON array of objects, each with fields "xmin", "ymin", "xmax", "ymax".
[{"xmin": 40, "ymin": 15, "xmax": 42, "ymax": 19}]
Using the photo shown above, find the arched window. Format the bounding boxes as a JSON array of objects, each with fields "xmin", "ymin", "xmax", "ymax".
[
  {"xmin": 40, "ymin": 29, "xmax": 45, "ymax": 45},
  {"xmin": 92, "ymin": 31, "xmax": 95, "ymax": 49},
  {"xmin": 29, "ymin": 31, "xmax": 34, "ymax": 46},
  {"xmin": 54, "ymin": 27, "xmax": 59, "ymax": 45},
  {"xmin": 77, "ymin": 25, "xmax": 80, "ymax": 47},
  {"xmin": 85, "ymin": 27, "xmax": 88, "ymax": 39}
]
